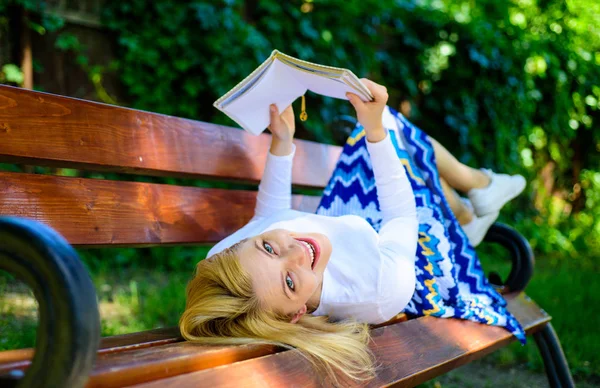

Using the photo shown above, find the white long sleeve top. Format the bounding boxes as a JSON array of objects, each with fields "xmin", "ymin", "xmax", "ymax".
[{"xmin": 208, "ymin": 132, "xmax": 418, "ymax": 324}]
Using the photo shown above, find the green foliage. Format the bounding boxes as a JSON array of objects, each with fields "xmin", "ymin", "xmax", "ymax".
[
  {"xmin": 477, "ymin": 251, "xmax": 600, "ymax": 380},
  {"xmin": 100, "ymin": 0, "xmax": 600, "ymax": 255},
  {"xmin": 52, "ymin": 31, "xmax": 120, "ymax": 104},
  {"xmin": 0, "ymin": 272, "xmax": 38, "ymax": 350},
  {"xmin": 0, "ymin": 0, "xmax": 64, "ymax": 31},
  {"xmin": 521, "ymin": 257, "xmax": 600, "ymax": 379},
  {"xmin": 2, "ymin": 0, "xmax": 598, "ymax": 254},
  {"xmin": 77, "ymin": 245, "xmax": 209, "ymax": 273},
  {"xmin": 0, "ymin": 64, "xmax": 23, "ymax": 83},
  {"xmin": 0, "ymin": 0, "xmax": 64, "ymax": 87},
  {"xmin": 0, "ymin": 268, "xmax": 192, "ymax": 348}
]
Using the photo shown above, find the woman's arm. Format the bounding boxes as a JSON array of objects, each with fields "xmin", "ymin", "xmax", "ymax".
[
  {"xmin": 368, "ymin": 134, "xmax": 418, "ymax": 321},
  {"xmin": 348, "ymin": 80, "xmax": 418, "ymax": 321},
  {"xmin": 366, "ymin": 134, "xmax": 417, "ymax": 226},
  {"xmin": 347, "ymin": 79, "xmax": 417, "ymax": 226},
  {"xmin": 253, "ymin": 104, "xmax": 296, "ymax": 220}
]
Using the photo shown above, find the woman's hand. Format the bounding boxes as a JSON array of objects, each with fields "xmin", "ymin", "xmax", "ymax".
[
  {"xmin": 346, "ymin": 79, "xmax": 389, "ymax": 143},
  {"xmin": 268, "ymin": 104, "xmax": 295, "ymax": 156}
]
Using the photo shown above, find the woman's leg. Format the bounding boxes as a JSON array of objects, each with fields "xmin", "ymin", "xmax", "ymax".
[
  {"xmin": 441, "ymin": 176, "xmax": 500, "ymax": 246},
  {"xmin": 430, "ymin": 138, "xmax": 490, "ymax": 193},
  {"xmin": 430, "ymin": 136, "xmax": 526, "ymax": 217},
  {"xmin": 440, "ymin": 177, "xmax": 473, "ymax": 225}
]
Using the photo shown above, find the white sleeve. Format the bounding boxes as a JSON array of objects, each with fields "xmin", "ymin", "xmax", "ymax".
[
  {"xmin": 366, "ymin": 132, "xmax": 417, "ymax": 226},
  {"xmin": 366, "ymin": 132, "xmax": 419, "ymax": 321},
  {"xmin": 253, "ymin": 143, "xmax": 296, "ymax": 220}
]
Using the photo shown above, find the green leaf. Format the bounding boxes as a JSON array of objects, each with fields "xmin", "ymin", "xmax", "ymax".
[{"xmin": 1, "ymin": 64, "xmax": 24, "ymax": 84}]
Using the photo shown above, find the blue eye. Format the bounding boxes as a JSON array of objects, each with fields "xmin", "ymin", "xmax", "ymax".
[
  {"xmin": 263, "ymin": 242, "xmax": 274, "ymax": 254},
  {"xmin": 286, "ymin": 274, "xmax": 295, "ymax": 291}
]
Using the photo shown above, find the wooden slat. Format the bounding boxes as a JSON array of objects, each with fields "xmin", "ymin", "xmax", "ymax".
[
  {"xmin": 0, "ymin": 294, "xmax": 549, "ymax": 388},
  {"xmin": 0, "ymin": 85, "xmax": 342, "ymax": 188},
  {"xmin": 127, "ymin": 293, "xmax": 550, "ymax": 388},
  {"xmin": 0, "ymin": 328, "xmax": 183, "ymax": 375},
  {"xmin": 0, "ymin": 311, "xmax": 408, "ymax": 377},
  {"xmin": 98, "ymin": 327, "xmax": 181, "ymax": 355},
  {"xmin": 0, "ymin": 172, "xmax": 321, "ymax": 246},
  {"xmin": 86, "ymin": 343, "xmax": 281, "ymax": 388},
  {"xmin": 0, "ymin": 343, "xmax": 280, "ymax": 388},
  {"xmin": 0, "ymin": 349, "xmax": 33, "ymax": 373},
  {"xmin": 0, "ymin": 311, "xmax": 407, "ymax": 374}
]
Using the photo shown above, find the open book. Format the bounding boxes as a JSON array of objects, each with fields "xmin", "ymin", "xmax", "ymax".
[{"xmin": 213, "ymin": 50, "xmax": 373, "ymax": 135}]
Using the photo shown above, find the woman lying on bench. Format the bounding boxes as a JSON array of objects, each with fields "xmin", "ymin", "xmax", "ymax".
[{"xmin": 179, "ymin": 79, "xmax": 527, "ymax": 383}]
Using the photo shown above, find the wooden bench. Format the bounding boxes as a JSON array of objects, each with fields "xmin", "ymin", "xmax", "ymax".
[{"xmin": 0, "ymin": 85, "xmax": 575, "ymax": 387}]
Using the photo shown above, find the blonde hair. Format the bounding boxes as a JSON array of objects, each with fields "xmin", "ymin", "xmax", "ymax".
[{"xmin": 179, "ymin": 241, "xmax": 376, "ymax": 384}]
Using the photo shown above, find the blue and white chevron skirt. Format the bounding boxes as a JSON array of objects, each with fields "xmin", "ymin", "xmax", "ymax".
[{"xmin": 316, "ymin": 106, "xmax": 526, "ymax": 343}]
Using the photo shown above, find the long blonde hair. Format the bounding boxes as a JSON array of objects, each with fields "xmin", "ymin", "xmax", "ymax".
[{"xmin": 179, "ymin": 241, "xmax": 376, "ymax": 384}]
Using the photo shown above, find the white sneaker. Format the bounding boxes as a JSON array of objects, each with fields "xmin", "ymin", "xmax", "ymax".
[
  {"xmin": 460, "ymin": 197, "xmax": 474, "ymax": 213},
  {"xmin": 468, "ymin": 169, "xmax": 526, "ymax": 217},
  {"xmin": 461, "ymin": 210, "xmax": 499, "ymax": 247}
]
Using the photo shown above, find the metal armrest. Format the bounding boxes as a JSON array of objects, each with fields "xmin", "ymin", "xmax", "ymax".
[
  {"xmin": 482, "ymin": 222, "xmax": 535, "ymax": 292},
  {"xmin": 0, "ymin": 217, "xmax": 100, "ymax": 388}
]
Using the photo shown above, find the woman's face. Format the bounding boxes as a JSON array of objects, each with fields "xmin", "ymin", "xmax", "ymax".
[{"xmin": 237, "ymin": 228, "xmax": 332, "ymax": 322}]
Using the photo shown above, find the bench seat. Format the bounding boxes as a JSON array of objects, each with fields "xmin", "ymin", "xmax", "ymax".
[{"xmin": 0, "ymin": 293, "xmax": 548, "ymax": 387}]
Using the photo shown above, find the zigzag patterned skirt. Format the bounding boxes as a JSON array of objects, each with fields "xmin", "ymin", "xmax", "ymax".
[{"xmin": 316, "ymin": 106, "xmax": 526, "ymax": 343}]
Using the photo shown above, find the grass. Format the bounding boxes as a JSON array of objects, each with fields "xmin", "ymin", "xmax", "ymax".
[
  {"xmin": 420, "ymin": 358, "xmax": 600, "ymax": 388},
  {"xmin": 1, "ymin": 245, "xmax": 598, "ymax": 385},
  {"xmin": 476, "ymin": 245, "xmax": 600, "ymax": 381},
  {"xmin": 0, "ymin": 278, "xmax": 38, "ymax": 350},
  {"xmin": 0, "ymin": 246, "xmax": 207, "ymax": 347},
  {"xmin": 94, "ymin": 269, "xmax": 193, "ymax": 336}
]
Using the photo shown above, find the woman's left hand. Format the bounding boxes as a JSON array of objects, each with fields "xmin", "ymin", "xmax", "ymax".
[
  {"xmin": 346, "ymin": 79, "xmax": 388, "ymax": 143},
  {"xmin": 268, "ymin": 104, "xmax": 295, "ymax": 156}
]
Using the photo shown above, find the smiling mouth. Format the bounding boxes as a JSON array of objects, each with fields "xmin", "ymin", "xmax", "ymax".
[{"xmin": 299, "ymin": 240, "xmax": 316, "ymax": 269}]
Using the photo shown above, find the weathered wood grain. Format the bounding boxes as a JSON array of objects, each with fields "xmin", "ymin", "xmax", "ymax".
[
  {"xmin": 0, "ymin": 172, "xmax": 321, "ymax": 246},
  {"xmin": 0, "ymin": 293, "xmax": 548, "ymax": 387},
  {"xmin": 87, "ymin": 342, "xmax": 282, "ymax": 388},
  {"xmin": 0, "ymin": 85, "xmax": 341, "ymax": 188},
  {"xmin": 0, "ymin": 328, "xmax": 183, "ymax": 375},
  {"xmin": 127, "ymin": 293, "xmax": 549, "ymax": 388}
]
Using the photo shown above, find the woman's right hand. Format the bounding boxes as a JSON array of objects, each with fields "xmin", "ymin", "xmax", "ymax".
[
  {"xmin": 268, "ymin": 104, "xmax": 295, "ymax": 156},
  {"xmin": 346, "ymin": 79, "xmax": 389, "ymax": 143}
]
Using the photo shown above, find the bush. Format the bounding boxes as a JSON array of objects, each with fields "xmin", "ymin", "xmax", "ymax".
[{"xmin": 100, "ymin": 0, "xmax": 599, "ymax": 255}]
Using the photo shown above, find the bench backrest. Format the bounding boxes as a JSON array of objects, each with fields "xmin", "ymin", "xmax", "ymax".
[
  {"xmin": 0, "ymin": 86, "xmax": 555, "ymax": 388},
  {"xmin": 0, "ymin": 85, "xmax": 342, "ymax": 246}
]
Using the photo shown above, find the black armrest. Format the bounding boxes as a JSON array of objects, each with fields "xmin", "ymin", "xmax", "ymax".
[
  {"xmin": 482, "ymin": 222, "xmax": 535, "ymax": 292},
  {"xmin": 0, "ymin": 217, "xmax": 100, "ymax": 388}
]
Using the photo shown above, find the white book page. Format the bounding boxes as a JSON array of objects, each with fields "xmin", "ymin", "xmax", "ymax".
[
  {"xmin": 342, "ymin": 72, "xmax": 373, "ymax": 100},
  {"xmin": 289, "ymin": 65, "xmax": 371, "ymax": 102},
  {"xmin": 219, "ymin": 62, "xmax": 273, "ymax": 108},
  {"xmin": 223, "ymin": 60, "xmax": 307, "ymax": 135},
  {"xmin": 214, "ymin": 50, "xmax": 278, "ymax": 107}
]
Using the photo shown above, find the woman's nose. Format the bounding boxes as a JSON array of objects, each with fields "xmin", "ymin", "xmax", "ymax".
[{"xmin": 284, "ymin": 242, "xmax": 305, "ymax": 268}]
